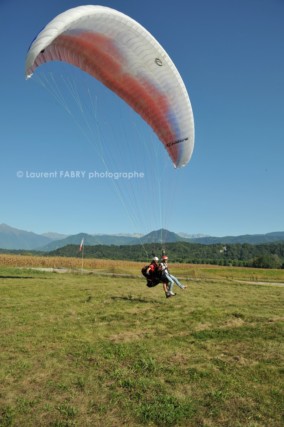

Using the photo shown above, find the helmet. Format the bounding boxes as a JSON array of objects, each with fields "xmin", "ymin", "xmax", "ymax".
[
  {"xmin": 152, "ymin": 256, "xmax": 159, "ymax": 262},
  {"xmin": 162, "ymin": 255, "xmax": 168, "ymax": 261}
]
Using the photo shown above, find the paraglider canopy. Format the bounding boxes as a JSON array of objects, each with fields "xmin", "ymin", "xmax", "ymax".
[{"xmin": 25, "ymin": 5, "xmax": 194, "ymax": 168}]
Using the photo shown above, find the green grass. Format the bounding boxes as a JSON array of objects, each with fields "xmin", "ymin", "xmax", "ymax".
[{"xmin": 0, "ymin": 266, "xmax": 283, "ymax": 426}]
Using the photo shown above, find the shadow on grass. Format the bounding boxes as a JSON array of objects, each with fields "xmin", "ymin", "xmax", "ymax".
[
  {"xmin": 111, "ymin": 295, "xmax": 162, "ymax": 304},
  {"xmin": 0, "ymin": 275, "xmax": 35, "ymax": 279}
]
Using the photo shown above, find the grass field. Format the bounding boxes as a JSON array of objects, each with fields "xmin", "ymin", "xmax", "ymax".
[{"xmin": 0, "ymin": 256, "xmax": 283, "ymax": 426}]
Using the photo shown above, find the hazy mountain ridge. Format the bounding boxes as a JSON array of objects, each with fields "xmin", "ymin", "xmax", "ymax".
[
  {"xmin": 1, "ymin": 224, "xmax": 284, "ymax": 251},
  {"xmin": 40, "ymin": 233, "xmax": 138, "ymax": 252},
  {"xmin": 41, "ymin": 232, "xmax": 68, "ymax": 240},
  {"xmin": 0, "ymin": 223, "xmax": 52, "ymax": 250},
  {"xmin": 191, "ymin": 232, "xmax": 284, "ymax": 245}
]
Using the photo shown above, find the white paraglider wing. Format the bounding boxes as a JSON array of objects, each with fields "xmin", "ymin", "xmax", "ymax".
[{"xmin": 26, "ymin": 5, "xmax": 194, "ymax": 167}]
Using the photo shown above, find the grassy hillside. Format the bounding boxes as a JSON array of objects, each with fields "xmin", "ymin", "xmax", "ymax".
[{"xmin": 0, "ymin": 260, "xmax": 283, "ymax": 426}]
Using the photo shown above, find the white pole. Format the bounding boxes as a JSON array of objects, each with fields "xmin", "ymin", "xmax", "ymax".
[{"xmin": 81, "ymin": 244, "xmax": 84, "ymax": 273}]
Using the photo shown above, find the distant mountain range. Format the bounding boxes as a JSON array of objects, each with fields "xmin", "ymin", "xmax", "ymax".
[
  {"xmin": 0, "ymin": 224, "xmax": 59, "ymax": 250},
  {"xmin": 0, "ymin": 223, "xmax": 284, "ymax": 251}
]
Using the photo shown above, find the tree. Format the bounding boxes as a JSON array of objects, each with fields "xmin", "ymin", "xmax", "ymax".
[{"xmin": 252, "ymin": 254, "xmax": 282, "ymax": 269}]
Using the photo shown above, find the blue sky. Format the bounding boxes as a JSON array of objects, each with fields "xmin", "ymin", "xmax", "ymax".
[{"xmin": 1, "ymin": 0, "xmax": 283, "ymax": 237}]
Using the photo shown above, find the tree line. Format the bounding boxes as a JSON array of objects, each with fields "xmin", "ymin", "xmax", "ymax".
[{"xmin": 49, "ymin": 241, "xmax": 284, "ymax": 269}]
